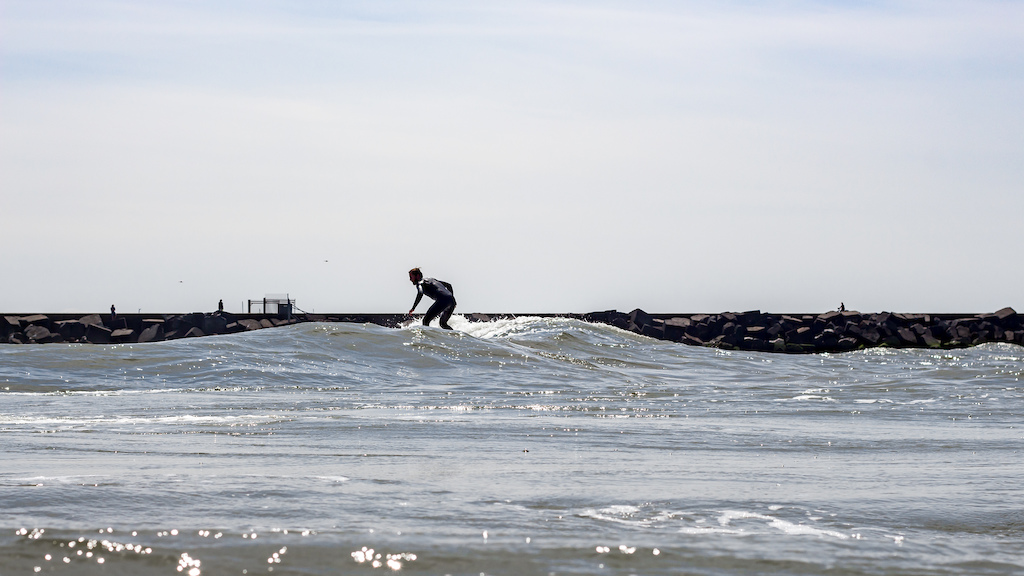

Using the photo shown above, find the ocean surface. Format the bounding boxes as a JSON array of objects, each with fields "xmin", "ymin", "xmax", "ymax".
[{"xmin": 1, "ymin": 316, "xmax": 1022, "ymax": 576}]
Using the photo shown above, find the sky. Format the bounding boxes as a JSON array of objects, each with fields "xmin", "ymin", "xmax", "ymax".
[{"xmin": 2, "ymin": 0, "xmax": 1022, "ymax": 314}]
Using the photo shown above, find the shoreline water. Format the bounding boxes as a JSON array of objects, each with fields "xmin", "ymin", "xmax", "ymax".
[
  {"xmin": 2, "ymin": 307, "xmax": 1020, "ymax": 353},
  {"xmin": 2, "ymin": 318, "xmax": 1022, "ymax": 575}
]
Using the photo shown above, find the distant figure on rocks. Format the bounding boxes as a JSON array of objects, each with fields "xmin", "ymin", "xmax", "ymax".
[
  {"xmin": 839, "ymin": 302, "xmax": 846, "ymax": 312},
  {"xmin": 110, "ymin": 305, "xmax": 116, "ymax": 320},
  {"xmin": 218, "ymin": 299, "xmax": 224, "ymax": 312},
  {"xmin": 408, "ymin": 268, "xmax": 456, "ymax": 330}
]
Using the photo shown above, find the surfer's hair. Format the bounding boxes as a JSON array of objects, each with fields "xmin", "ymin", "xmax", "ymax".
[{"xmin": 409, "ymin": 268, "xmax": 422, "ymax": 276}]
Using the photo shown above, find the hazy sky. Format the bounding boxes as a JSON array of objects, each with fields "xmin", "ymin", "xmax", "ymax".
[{"xmin": 3, "ymin": 1, "xmax": 1022, "ymax": 314}]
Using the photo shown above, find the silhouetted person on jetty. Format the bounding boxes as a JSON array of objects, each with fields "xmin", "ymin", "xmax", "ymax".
[
  {"xmin": 408, "ymin": 268, "xmax": 456, "ymax": 330},
  {"xmin": 110, "ymin": 305, "xmax": 116, "ymax": 320},
  {"xmin": 218, "ymin": 299, "xmax": 224, "ymax": 312}
]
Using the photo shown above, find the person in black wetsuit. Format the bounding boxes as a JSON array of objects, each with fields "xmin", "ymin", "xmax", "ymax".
[{"xmin": 408, "ymin": 268, "xmax": 457, "ymax": 330}]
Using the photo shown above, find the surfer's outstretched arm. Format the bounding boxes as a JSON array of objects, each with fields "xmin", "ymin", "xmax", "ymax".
[{"xmin": 409, "ymin": 292, "xmax": 423, "ymax": 315}]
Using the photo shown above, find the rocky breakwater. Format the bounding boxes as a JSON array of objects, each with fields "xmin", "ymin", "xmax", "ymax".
[
  {"xmin": 1, "ymin": 312, "xmax": 301, "ymax": 344},
  {"xmin": 583, "ymin": 307, "xmax": 1023, "ymax": 353}
]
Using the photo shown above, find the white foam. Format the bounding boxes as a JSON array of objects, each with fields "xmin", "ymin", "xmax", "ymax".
[
  {"xmin": 450, "ymin": 316, "xmax": 558, "ymax": 339},
  {"xmin": 579, "ymin": 505, "xmax": 652, "ymax": 526},
  {"xmin": 767, "ymin": 518, "xmax": 849, "ymax": 539},
  {"xmin": 715, "ymin": 510, "xmax": 849, "ymax": 539},
  {"xmin": 313, "ymin": 476, "xmax": 349, "ymax": 483},
  {"xmin": 778, "ymin": 393, "xmax": 835, "ymax": 399}
]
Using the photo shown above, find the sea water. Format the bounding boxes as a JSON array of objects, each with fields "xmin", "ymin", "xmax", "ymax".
[{"xmin": 1, "ymin": 317, "xmax": 1022, "ymax": 575}]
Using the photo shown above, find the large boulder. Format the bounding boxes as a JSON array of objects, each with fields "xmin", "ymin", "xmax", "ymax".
[
  {"xmin": 238, "ymin": 319, "xmax": 263, "ymax": 331},
  {"xmin": 111, "ymin": 328, "xmax": 136, "ymax": 343},
  {"xmin": 662, "ymin": 317, "xmax": 691, "ymax": 341},
  {"xmin": 25, "ymin": 325, "xmax": 57, "ymax": 343},
  {"xmin": 994, "ymin": 307, "xmax": 1016, "ymax": 321},
  {"xmin": 79, "ymin": 314, "xmax": 103, "ymax": 327},
  {"xmin": 1, "ymin": 316, "xmax": 19, "ymax": 338},
  {"xmin": 138, "ymin": 324, "xmax": 165, "ymax": 343},
  {"xmin": 628, "ymin": 309, "xmax": 656, "ymax": 333},
  {"xmin": 203, "ymin": 315, "xmax": 228, "ymax": 335},
  {"xmin": 19, "ymin": 314, "xmax": 50, "ymax": 329},
  {"xmin": 897, "ymin": 327, "xmax": 919, "ymax": 345},
  {"xmin": 55, "ymin": 320, "xmax": 87, "ymax": 341},
  {"xmin": 85, "ymin": 324, "xmax": 112, "ymax": 344}
]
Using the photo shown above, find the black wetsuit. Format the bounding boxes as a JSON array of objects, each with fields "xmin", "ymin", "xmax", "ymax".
[{"xmin": 412, "ymin": 278, "xmax": 457, "ymax": 329}]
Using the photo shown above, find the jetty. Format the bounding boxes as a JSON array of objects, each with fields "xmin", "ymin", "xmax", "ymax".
[{"xmin": 1, "ymin": 308, "xmax": 1020, "ymax": 353}]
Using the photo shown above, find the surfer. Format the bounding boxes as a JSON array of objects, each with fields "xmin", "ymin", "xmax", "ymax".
[{"xmin": 408, "ymin": 268, "xmax": 457, "ymax": 330}]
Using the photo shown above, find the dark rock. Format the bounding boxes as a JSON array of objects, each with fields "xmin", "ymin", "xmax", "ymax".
[
  {"xmin": 681, "ymin": 334, "xmax": 704, "ymax": 346},
  {"xmin": 138, "ymin": 324, "xmax": 165, "ymax": 343},
  {"xmin": 820, "ymin": 311, "xmax": 842, "ymax": 324},
  {"xmin": 837, "ymin": 337, "xmax": 859, "ymax": 351},
  {"xmin": 19, "ymin": 314, "xmax": 50, "ymax": 328},
  {"xmin": 858, "ymin": 325, "xmax": 881, "ymax": 345},
  {"xmin": 745, "ymin": 325, "xmax": 767, "ymax": 338},
  {"xmin": 184, "ymin": 327, "xmax": 205, "ymax": 338},
  {"xmin": 111, "ymin": 328, "xmax": 136, "ymax": 343},
  {"xmin": 897, "ymin": 325, "xmax": 921, "ymax": 342},
  {"xmin": 79, "ymin": 314, "xmax": 103, "ymax": 327},
  {"xmin": 736, "ymin": 310, "xmax": 762, "ymax": 324},
  {"xmin": 238, "ymin": 319, "xmax": 263, "ymax": 331},
  {"xmin": 994, "ymin": 307, "xmax": 1016, "ymax": 321},
  {"xmin": 814, "ymin": 329, "xmax": 839, "ymax": 349},
  {"xmin": 628, "ymin": 308, "xmax": 655, "ymax": 332},
  {"xmin": 85, "ymin": 324, "xmax": 112, "ymax": 344},
  {"xmin": 259, "ymin": 319, "xmax": 274, "ymax": 329},
  {"xmin": 921, "ymin": 333, "xmax": 941, "ymax": 348},
  {"xmin": 771, "ymin": 337, "xmax": 786, "ymax": 352},
  {"xmin": 639, "ymin": 320, "xmax": 665, "ymax": 339},
  {"xmin": 662, "ymin": 317, "xmax": 691, "ymax": 341},
  {"xmin": 929, "ymin": 321, "xmax": 950, "ymax": 340},
  {"xmin": 840, "ymin": 311, "xmax": 863, "ymax": 323},
  {"xmin": 787, "ymin": 326, "xmax": 814, "ymax": 345},
  {"xmin": 707, "ymin": 335, "xmax": 734, "ymax": 349},
  {"xmin": 786, "ymin": 342, "xmax": 816, "ymax": 353},
  {"xmin": 741, "ymin": 336, "xmax": 770, "ymax": 351},
  {"xmin": 8, "ymin": 332, "xmax": 26, "ymax": 344},
  {"xmin": 609, "ymin": 315, "xmax": 630, "ymax": 330},
  {"xmin": 25, "ymin": 325, "xmax": 56, "ymax": 343},
  {"xmin": 203, "ymin": 315, "xmax": 228, "ymax": 334},
  {"xmin": 55, "ymin": 320, "xmax": 87, "ymax": 340}
]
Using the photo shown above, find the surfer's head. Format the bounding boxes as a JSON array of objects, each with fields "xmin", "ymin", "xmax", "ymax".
[{"xmin": 408, "ymin": 268, "xmax": 423, "ymax": 283}]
